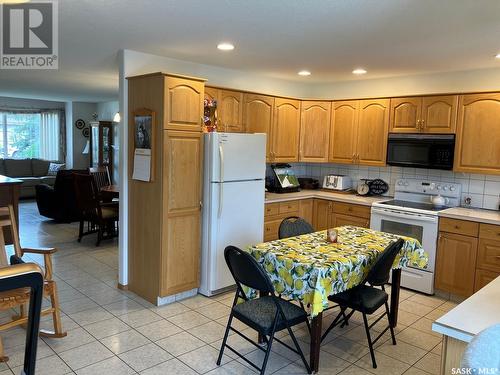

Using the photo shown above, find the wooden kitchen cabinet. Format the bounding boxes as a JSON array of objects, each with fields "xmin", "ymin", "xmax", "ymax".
[
  {"xmin": 299, "ymin": 101, "xmax": 331, "ymax": 162},
  {"xmin": 421, "ymin": 95, "xmax": 458, "ymax": 133},
  {"xmin": 128, "ymin": 72, "xmax": 204, "ymax": 304},
  {"xmin": 164, "ymin": 76, "xmax": 204, "ymax": 132},
  {"xmin": 313, "ymin": 199, "xmax": 332, "ymax": 231},
  {"xmin": 329, "ymin": 101, "xmax": 358, "ymax": 164},
  {"xmin": 474, "ymin": 268, "xmax": 500, "ymax": 292},
  {"xmin": 264, "ymin": 200, "xmax": 306, "ymax": 241},
  {"xmin": 389, "ymin": 97, "xmax": 421, "ymax": 133},
  {"xmin": 299, "ymin": 199, "xmax": 314, "ymax": 225},
  {"xmin": 331, "ymin": 213, "xmax": 369, "ymax": 228},
  {"xmin": 204, "ymin": 86, "xmax": 218, "ymax": 102},
  {"xmin": 329, "ymin": 99, "xmax": 389, "ymax": 166},
  {"xmin": 271, "ymin": 98, "xmax": 301, "ymax": 162},
  {"xmin": 454, "ymin": 93, "xmax": 500, "ymax": 175},
  {"xmin": 435, "ymin": 232, "xmax": 478, "ymax": 297},
  {"xmin": 219, "ymin": 90, "xmax": 244, "ymax": 132},
  {"xmin": 161, "ymin": 130, "xmax": 203, "ymax": 296},
  {"xmin": 390, "ymin": 95, "xmax": 457, "ymax": 134},
  {"xmin": 243, "ymin": 94, "xmax": 274, "ymax": 161},
  {"xmin": 356, "ymin": 99, "xmax": 390, "ymax": 166}
]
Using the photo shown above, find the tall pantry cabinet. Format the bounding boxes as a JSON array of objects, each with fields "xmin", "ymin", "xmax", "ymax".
[{"xmin": 127, "ymin": 72, "xmax": 205, "ymax": 304}]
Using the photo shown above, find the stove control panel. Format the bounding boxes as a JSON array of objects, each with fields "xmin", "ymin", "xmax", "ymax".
[{"xmin": 395, "ymin": 179, "xmax": 462, "ymax": 199}]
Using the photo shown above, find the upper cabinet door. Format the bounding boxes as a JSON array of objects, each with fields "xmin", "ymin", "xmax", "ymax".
[
  {"xmin": 204, "ymin": 86, "xmax": 219, "ymax": 102},
  {"xmin": 300, "ymin": 101, "xmax": 331, "ymax": 162},
  {"xmin": 272, "ymin": 98, "xmax": 301, "ymax": 163},
  {"xmin": 454, "ymin": 93, "xmax": 500, "ymax": 175},
  {"xmin": 329, "ymin": 101, "xmax": 359, "ymax": 164},
  {"xmin": 357, "ymin": 99, "xmax": 390, "ymax": 166},
  {"xmin": 164, "ymin": 77, "xmax": 204, "ymax": 132},
  {"xmin": 421, "ymin": 95, "xmax": 458, "ymax": 133},
  {"xmin": 219, "ymin": 90, "xmax": 244, "ymax": 133},
  {"xmin": 243, "ymin": 94, "xmax": 274, "ymax": 160},
  {"xmin": 389, "ymin": 97, "xmax": 421, "ymax": 133}
]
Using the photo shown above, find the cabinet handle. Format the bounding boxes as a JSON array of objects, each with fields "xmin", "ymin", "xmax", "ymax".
[
  {"xmin": 454, "ymin": 225, "xmax": 460, "ymax": 229},
  {"xmin": 199, "ymin": 201, "xmax": 203, "ymax": 209},
  {"xmin": 352, "ymin": 154, "xmax": 356, "ymax": 162},
  {"xmin": 421, "ymin": 119, "xmax": 425, "ymax": 130}
]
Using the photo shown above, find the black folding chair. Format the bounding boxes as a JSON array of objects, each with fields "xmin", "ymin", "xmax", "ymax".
[
  {"xmin": 278, "ymin": 216, "xmax": 314, "ymax": 240},
  {"xmin": 217, "ymin": 246, "xmax": 311, "ymax": 375},
  {"xmin": 321, "ymin": 238, "xmax": 404, "ymax": 368}
]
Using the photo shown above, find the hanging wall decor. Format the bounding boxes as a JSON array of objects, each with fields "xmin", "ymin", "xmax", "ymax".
[{"xmin": 75, "ymin": 119, "xmax": 86, "ymax": 129}]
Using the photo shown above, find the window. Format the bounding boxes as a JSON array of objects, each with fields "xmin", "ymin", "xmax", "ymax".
[{"xmin": 0, "ymin": 111, "xmax": 61, "ymax": 160}]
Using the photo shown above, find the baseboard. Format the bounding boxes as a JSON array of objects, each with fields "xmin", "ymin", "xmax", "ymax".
[{"xmin": 157, "ymin": 288, "xmax": 198, "ymax": 306}]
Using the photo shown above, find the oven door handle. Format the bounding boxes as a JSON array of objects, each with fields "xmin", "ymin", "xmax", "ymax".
[{"xmin": 371, "ymin": 208, "xmax": 438, "ymax": 223}]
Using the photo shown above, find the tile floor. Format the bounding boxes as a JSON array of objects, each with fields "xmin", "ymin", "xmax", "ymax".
[{"xmin": 0, "ymin": 201, "xmax": 455, "ymax": 374}]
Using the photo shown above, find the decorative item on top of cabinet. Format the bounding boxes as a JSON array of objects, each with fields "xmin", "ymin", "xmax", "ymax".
[
  {"xmin": 454, "ymin": 93, "xmax": 500, "ymax": 175},
  {"xmin": 165, "ymin": 76, "xmax": 204, "ymax": 132},
  {"xmin": 271, "ymin": 98, "xmax": 301, "ymax": 162},
  {"xmin": 299, "ymin": 101, "xmax": 331, "ymax": 162},
  {"xmin": 390, "ymin": 95, "xmax": 457, "ymax": 134},
  {"xmin": 243, "ymin": 94, "xmax": 274, "ymax": 161}
]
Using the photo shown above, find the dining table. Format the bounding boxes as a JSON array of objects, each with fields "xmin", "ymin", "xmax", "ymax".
[
  {"xmin": 100, "ymin": 184, "xmax": 119, "ymax": 200},
  {"xmin": 246, "ymin": 225, "xmax": 429, "ymax": 373}
]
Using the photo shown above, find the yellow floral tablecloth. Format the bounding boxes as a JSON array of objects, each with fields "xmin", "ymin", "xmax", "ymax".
[{"xmin": 246, "ymin": 226, "xmax": 428, "ymax": 317}]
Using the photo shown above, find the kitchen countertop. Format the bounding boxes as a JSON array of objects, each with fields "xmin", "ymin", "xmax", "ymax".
[
  {"xmin": 432, "ymin": 275, "xmax": 500, "ymax": 342},
  {"xmin": 265, "ymin": 190, "xmax": 389, "ymax": 206},
  {"xmin": 439, "ymin": 207, "xmax": 500, "ymax": 226}
]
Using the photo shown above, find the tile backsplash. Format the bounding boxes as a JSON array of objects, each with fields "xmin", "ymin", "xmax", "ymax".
[{"xmin": 283, "ymin": 163, "xmax": 500, "ymax": 210}]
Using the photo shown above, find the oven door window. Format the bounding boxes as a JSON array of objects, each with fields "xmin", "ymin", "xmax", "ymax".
[{"xmin": 381, "ymin": 219, "xmax": 424, "ymax": 246}]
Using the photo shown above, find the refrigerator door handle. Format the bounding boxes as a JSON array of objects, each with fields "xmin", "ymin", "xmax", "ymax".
[
  {"xmin": 219, "ymin": 144, "xmax": 224, "ymax": 183},
  {"xmin": 218, "ymin": 145, "xmax": 224, "ymax": 217}
]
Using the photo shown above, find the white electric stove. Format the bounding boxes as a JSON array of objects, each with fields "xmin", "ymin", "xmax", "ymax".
[{"xmin": 371, "ymin": 179, "xmax": 462, "ymax": 294}]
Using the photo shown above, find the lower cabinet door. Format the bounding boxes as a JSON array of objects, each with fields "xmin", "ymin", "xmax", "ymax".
[
  {"xmin": 435, "ymin": 232, "xmax": 478, "ymax": 297},
  {"xmin": 474, "ymin": 268, "xmax": 500, "ymax": 292},
  {"xmin": 331, "ymin": 213, "xmax": 369, "ymax": 228},
  {"xmin": 313, "ymin": 199, "xmax": 331, "ymax": 231}
]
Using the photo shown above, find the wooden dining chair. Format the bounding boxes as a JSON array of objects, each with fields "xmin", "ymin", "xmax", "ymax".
[
  {"xmin": 74, "ymin": 173, "xmax": 118, "ymax": 246},
  {"xmin": 88, "ymin": 166, "xmax": 111, "ymax": 191},
  {"xmin": 0, "ymin": 205, "xmax": 66, "ymax": 362}
]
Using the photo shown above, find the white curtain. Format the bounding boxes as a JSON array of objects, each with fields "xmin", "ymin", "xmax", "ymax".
[{"xmin": 40, "ymin": 111, "xmax": 60, "ymax": 161}]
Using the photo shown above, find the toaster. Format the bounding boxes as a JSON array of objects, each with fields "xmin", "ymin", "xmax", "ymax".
[{"xmin": 322, "ymin": 175, "xmax": 352, "ymax": 191}]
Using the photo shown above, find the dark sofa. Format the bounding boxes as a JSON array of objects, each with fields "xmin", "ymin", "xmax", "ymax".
[{"xmin": 35, "ymin": 169, "xmax": 88, "ymax": 222}]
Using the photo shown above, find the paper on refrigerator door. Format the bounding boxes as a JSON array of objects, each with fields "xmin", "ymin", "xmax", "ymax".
[{"xmin": 132, "ymin": 148, "xmax": 151, "ymax": 182}]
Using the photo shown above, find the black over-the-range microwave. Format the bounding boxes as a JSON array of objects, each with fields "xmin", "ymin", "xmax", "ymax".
[{"xmin": 386, "ymin": 133, "xmax": 455, "ymax": 170}]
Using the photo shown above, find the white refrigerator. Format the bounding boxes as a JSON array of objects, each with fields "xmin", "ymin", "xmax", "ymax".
[{"xmin": 199, "ymin": 132, "xmax": 266, "ymax": 296}]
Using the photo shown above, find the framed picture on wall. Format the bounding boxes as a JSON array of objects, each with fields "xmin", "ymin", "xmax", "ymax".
[{"xmin": 132, "ymin": 108, "xmax": 155, "ymax": 182}]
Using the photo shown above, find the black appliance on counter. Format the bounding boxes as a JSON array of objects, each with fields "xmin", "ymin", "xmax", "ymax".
[
  {"xmin": 386, "ymin": 133, "xmax": 455, "ymax": 170},
  {"xmin": 266, "ymin": 164, "xmax": 300, "ymax": 193},
  {"xmin": 298, "ymin": 178, "xmax": 320, "ymax": 190}
]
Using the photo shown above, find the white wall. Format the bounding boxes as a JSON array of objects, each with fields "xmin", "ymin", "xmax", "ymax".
[
  {"xmin": 0, "ymin": 96, "xmax": 65, "ymax": 110},
  {"xmin": 71, "ymin": 102, "xmax": 97, "ymax": 169},
  {"xmin": 304, "ymin": 67, "xmax": 500, "ymax": 99}
]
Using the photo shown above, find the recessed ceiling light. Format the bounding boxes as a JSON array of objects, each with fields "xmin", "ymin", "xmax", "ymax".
[
  {"xmin": 298, "ymin": 70, "xmax": 311, "ymax": 76},
  {"xmin": 217, "ymin": 42, "xmax": 234, "ymax": 51},
  {"xmin": 352, "ymin": 68, "xmax": 367, "ymax": 75},
  {"xmin": 496, "ymin": 53, "xmax": 500, "ymax": 59}
]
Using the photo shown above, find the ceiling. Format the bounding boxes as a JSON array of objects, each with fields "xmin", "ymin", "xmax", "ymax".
[{"xmin": 1, "ymin": 0, "xmax": 500, "ymax": 101}]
